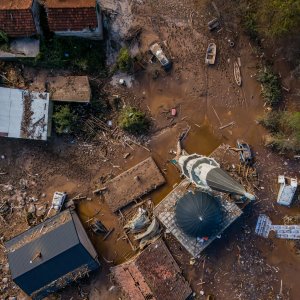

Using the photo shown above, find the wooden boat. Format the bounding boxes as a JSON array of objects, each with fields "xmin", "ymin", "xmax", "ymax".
[
  {"xmin": 234, "ymin": 61, "xmax": 242, "ymax": 86},
  {"xmin": 205, "ymin": 43, "xmax": 216, "ymax": 65}
]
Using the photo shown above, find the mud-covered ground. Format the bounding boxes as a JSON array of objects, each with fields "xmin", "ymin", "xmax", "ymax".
[{"xmin": 1, "ymin": 0, "xmax": 300, "ymax": 299}]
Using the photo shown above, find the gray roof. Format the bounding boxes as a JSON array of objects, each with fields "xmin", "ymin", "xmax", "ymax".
[
  {"xmin": 0, "ymin": 86, "xmax": 50, "ymax": 140},
  {"xmin": 5, "ymin": 210, "xmax": 99, "ymax": 296}
]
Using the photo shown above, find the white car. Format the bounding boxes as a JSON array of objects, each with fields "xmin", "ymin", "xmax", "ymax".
[
  {"xmin": 149, "ymin": 42, "xmax": 172, "ymax": 71},
  {"xmin": 52, "ymin": 192, "xmax": 67, "ymax": 211}
]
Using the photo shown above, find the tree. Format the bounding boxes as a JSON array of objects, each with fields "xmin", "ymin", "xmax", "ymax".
[
  {"xmin": 258, "ymin": 0, "xmax": 300, "ymax": 37},
  {"xmin": 53, "ymin": 105, "xmax": 78, "ymax": 134}
]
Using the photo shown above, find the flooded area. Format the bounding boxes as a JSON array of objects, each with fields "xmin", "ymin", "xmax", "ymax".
[{"xmin": 0, "ymin": 0, "xmax": 299, "ymax": 299}]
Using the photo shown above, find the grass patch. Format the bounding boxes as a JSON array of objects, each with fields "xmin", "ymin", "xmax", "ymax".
[
  {"xmin": 257, "ymin": 67, "xmax": 282, "ymax": 106},
  {"xmin": 25, "ymin": 36, "xmax": 106, "ymax": 73},
  {"xmin": 259, "ymin": 111, "xmax": 300, "ymax": 152},
  {"xmin": 116, "ymin": 47, "xmax": 132, "ymax": 72},
  {"xmin": 119, "ymin": 107, "xmax": 150, "ymax": 135}
]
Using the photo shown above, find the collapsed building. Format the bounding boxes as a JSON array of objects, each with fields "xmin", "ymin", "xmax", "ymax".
[{"xmin": 155, "ymin": 148, "xmax": 254, "ymax": 257}]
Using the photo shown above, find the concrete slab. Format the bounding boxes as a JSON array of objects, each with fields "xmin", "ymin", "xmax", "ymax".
[
  {"xmin": 104, "ymin": 157, "xmax": 165, "ymax": 212},
  {"xmin": 47, "ymin": 76, "xmax": 91, "ymax": 103},
  {"xmin": 0, "ymin": 38, "xmax": 39, "ymax": 59}
]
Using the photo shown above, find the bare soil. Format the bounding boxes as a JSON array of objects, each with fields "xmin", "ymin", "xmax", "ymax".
[{"xmin": 0, "ymin": 0, "xmax": 300, "ymax": 300}]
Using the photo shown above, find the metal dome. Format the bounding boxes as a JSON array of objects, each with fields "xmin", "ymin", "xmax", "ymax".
[{"xmin": 175, "ymin": 191, "xmax": 224, "ymax": 238}]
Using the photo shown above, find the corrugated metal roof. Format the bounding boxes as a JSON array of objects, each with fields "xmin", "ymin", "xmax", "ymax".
[
  {"xmin": 0, "ymin": 87, "xmax": 50, "ymax": 140},
  {"xmin": 45, "ymin": 0, "xmax": 96, "ymax": 9}
]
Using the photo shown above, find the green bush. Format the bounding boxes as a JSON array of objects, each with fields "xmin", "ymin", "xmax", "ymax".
[
  {"xmin": 260, "ymin": 111, "xmax": 300, "ymax": 152},
  {"xmin": 0, "ymin": 30, "xmax": 8, "ymax": 44},
  {"xmin": 116, "ymin": 47, "xmax": 132, "ymax": 72},
  {"xmin": 242, "ymin": 10, "xmax": 259, "ymax": 41},
  {"xmin": 119, "ymin": 107, "xmax": 150, "ymax": 135},
  {"xmin": 257, "ymin": 68, "xmax": 282, "ymax": 106},
  {"xmin": 53, "ymin": 105, "xmax": 78, "ymax": 134}
]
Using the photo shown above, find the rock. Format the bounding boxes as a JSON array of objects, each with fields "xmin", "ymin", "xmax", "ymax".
[
  {"xmin": 1, "ymin": 155, "xmax": 5, "ymax": 159},
  {"xmin": 8, "ymin": 297, "xmax": 17, "ymax": 300},
  {"xmin": 41, "ymin": 193, "xmax": 46, "ymax": 198},
  {"xmin": 27, "ymin": 203, "xmax": 36, "ymax": 214},
  {"xmin": 3, "ymin": 263, "xmax": 9, "ymax": 272},
  {"xmin": 2, "ymin": 277, "xmax": 8, "ymax": 284},
  {"xmin": 200, "ymin": 290, "xmax": 205, "ymax": 295},
  {"xmin": 36, "ymin": 205, "xmax": 46, "ymax": 217}
]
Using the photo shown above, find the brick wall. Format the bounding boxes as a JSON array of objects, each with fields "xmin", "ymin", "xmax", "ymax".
[
  {"xmin": 46, "ymin": 7, "xmax": 98, "ymax": 32},
  {"xmin": 0, "ymin": 9, "xmax": 37, "ymax": 37}
]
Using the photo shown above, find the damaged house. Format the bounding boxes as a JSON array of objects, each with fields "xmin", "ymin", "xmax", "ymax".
[
  {"xmin": 44, "ymin": 0, "xmax": 103, "ymax": 40},
  {"xmin": 0, "ymin": 86, "xmax": 51, "ymax": 140},
  {"xmin": 5, "ymin": 210, "xmax": 100, "ymax": 300}
]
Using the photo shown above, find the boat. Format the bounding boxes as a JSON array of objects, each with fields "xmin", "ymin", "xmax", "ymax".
[
  {"xmin": 234, "ymin": 61, "xmax": 242, "ymax": 86},
  {"xmin": 205, "ymin": 43, "xmax": 216, "ymax": 65}
]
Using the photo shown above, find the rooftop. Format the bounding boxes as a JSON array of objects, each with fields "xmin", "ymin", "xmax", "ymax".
[
  {"xmin": 0, "ymin": 86, "xmax": 50, "ymax": 140},
  {"xmin": 0, "ymin": 0, "xmax": 33, "ymax": 10},
  {"xmin": 5, "ymin": 210, "xmax": 99, "ymax": 297},
  {"xmin": 47, "ymin": 76, "xmax": 91, "ymax": 103},
  {"xmin": 105, "ymin": 157, "xmax": 166, "ymax": 212},
  {"xmin": 44, "ymin": 0, "xmax": 97, "ymax": 9},
  {"xmin": 111, "ymin": 239, "xmax": 192, "ymax": 300}
]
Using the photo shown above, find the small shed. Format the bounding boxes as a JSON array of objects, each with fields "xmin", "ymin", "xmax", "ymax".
[
  {"xmin": 47, "ymin": 76, "xmax": 91, "ymax": 103},
  {"xmin": 111, "ymin": 239, "xmax": 192, "ymax": 300},
  {"xmin": 0, "ymin": 86, "xmax": 51, "ymax": 140},
  {"xmin": 0, "ymin": 0, "xmax": 40, "ymax": 37},
  {"xmin": 5, "ymin": 210, "xmax": 100, "ymax": 300},
  {"xmin": 44, "ymin": 0, "xmax": 103, "ymax": 40}
]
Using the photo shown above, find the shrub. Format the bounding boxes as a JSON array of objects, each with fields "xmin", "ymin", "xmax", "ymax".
[
  {"xmin": 257, "ymin": 68, "xmax": 282, "ymax": 106},
  {"xmin": 242, "ymin": 10, "xmax": 259, "ymax": 41},
  {"xmin": 53, "ymin": 105, "xmax": 78, "ymax": 134},
  {"xmin": 119, "ymin": 107, "xmax": 150, "ymax": 135},
  {"xmin": 116, "ymin": 47, "xmax": 132, "ymax": 72},
  {"xmin": 0, "ymin": 30, "xmax": 8, "ymax": 44},
  {"xmin": 260, "ymin": 111, "xmax": 300, "ymax": 152}
]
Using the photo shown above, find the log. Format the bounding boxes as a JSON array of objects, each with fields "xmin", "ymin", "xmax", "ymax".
[
  {"xmin": 103, "ymin": 228, "xmax": 115, "ymax": 241},
  {"xmin": 219, "ymin": 122, "xmax": 235, "ymax": 130}
]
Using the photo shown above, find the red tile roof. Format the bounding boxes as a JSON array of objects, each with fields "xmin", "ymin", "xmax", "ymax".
[
  {"xmin": 45, "ymin": 0, "xmax": 96, "ymax": 9},
  {"xmin": 0, "ymin": 0, "xmax": 33, "ymax": 10},
  {"xmin": 46, "ymin": 7, "xmax": 98, "ymax": 32},
  {"xmin": 0, "ymin": 9, "xmax": 37, "ymax": 37}
]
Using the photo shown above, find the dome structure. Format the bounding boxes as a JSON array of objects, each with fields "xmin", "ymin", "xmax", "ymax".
[{"xmin": 175, "ymin": 191, "xmax": 224, "ymax": 238}]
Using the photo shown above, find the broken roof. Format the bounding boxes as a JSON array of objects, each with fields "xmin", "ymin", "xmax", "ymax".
[
  {"xmin": 0, "ymin": 0, "xmax": 33, "ymax": 10},
  {"xmin": 104, "ymin": 157, "xmax": 166, "ymax": 212},
  {"xmin": 47, "ymin": 76, "xmax": 91, "ymax": 103},
  {"xmin": 44, "ymin": 0, "xmax": 97, "ymax": 8},
  {"xmin": 0, "ymin": 86, "xmax": 50, "ymax": 140},
  {"xmin": 111, "ymin": 239, "xmax": 192, "ymax": 300}
]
